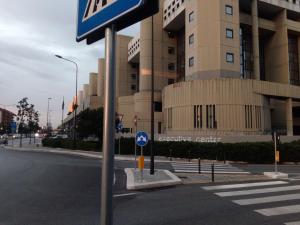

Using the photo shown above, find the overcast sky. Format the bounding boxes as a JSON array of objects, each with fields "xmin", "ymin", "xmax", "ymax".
[{"xmin": 0, "ymin": 0, "xmax": 139, "ymax": 128}]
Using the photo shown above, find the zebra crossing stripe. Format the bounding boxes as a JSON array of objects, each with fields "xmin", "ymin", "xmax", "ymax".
[
  {"xmin": 174, "ymin": 170, "xmax": 250, "ymax": 174},
  {"xmin": 233, "ymin": 193, "xmax": 300, "ymax": 205},
  {"xmin": 203, "ymin": 181, "xmax": 287, "ymax": 191},
  {"xmin": 285, "ymin": 221, "xmax": 300, "ymax": 225},
  {"xmin": 216, "ymin": 185, "xmax": 300, "ymax": 197},
  {"xmin": 255, "ymin": 204, "xmax": 300, "ymax": 216}
]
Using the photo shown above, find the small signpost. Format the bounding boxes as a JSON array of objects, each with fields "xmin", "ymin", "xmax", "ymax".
[
  {"xmin": 136, "ymin": 131, "xmax": 149, "ymax": 181},
  {"xmin": 133, "ymin": 115, "xmax": 138, "ymax": 169},
  {"xmin": 76, "ymin": 1, "xmax": 158, "ymax": 225},
  {"xmin": 272, "ymin": 132, "xmax": 280, "ymax": 173}
]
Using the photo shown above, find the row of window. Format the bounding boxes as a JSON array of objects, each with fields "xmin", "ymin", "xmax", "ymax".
[
  {"xmin": 193, "ymin": 105, "xmax": 217, "ymax": 129},
  {"xmin": 163, "ymin": 0, "xmax": 185, "ymax": 21},
  {"xmin": 167, "ymin": 104, "xmax": 262, "ymax": 130},
  {"xmin": 188, "ymin": 53, "xmax": 234, "ymax": 67}
]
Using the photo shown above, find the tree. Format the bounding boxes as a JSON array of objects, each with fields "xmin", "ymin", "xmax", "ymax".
[
  {"xmin": 16, "ymin": 98, "xmax": 40, "ymax": 147},
  {"xmin": 77, "ymin": 108, "xmax": 103, "ymax": 142},
  {"xmin": 28, "ymin": 105, "xmax": 40, "ymax": 144}
]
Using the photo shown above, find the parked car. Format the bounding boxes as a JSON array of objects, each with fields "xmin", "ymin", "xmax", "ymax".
[{"xmin": 0, "ymin": 138, "xmax": 8, "ymax": 145}]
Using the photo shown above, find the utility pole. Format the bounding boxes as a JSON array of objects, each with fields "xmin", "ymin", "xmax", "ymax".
[
  {"xmin": 150, "ymin": 15, "xmax": 155, "ymax": 175},
  {"xmin": 46, "ymin": 98, "xmax": 51, "ymax": 135}
]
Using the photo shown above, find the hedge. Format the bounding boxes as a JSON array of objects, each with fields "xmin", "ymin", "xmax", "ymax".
[{"xmin": 42, "ymin": 138, "xmax": 300, "ymax": 163}]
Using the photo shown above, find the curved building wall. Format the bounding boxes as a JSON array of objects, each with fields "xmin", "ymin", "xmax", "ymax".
[{"xmin": 163, "ymin": 78, "xmax": 272, "ymax": 135}]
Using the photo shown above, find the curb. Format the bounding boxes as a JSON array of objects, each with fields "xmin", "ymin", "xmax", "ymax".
[
  {"xmin": 1, "ymin": 146, "xmax": 171, "ymax": 163},
  {"xmin": 125, "ymin": 168, "xmax": 182, "ymax": 190}
]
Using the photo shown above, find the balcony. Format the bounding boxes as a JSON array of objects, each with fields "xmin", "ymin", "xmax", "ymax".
[
  {"xmin": 163, "ymin": 0, "xmax": 186, "ymax": 31},
  {"xmin": 128, "ymin": 34, "xmax": 140, "ymax": 63}
]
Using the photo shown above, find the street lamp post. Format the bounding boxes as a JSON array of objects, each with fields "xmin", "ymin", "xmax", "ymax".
[
  {"xmin": 55, "ymin": 55, "xmax": 78, "ymax": 149},
  {"xmin": 46, "ymin": 98, "xmax": 52, "ymax": 135}
]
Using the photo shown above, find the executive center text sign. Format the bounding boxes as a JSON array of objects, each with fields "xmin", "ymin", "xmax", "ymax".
[{"xmin": 77, "ymin": 0, "xmax": 159, "ymax": 44}]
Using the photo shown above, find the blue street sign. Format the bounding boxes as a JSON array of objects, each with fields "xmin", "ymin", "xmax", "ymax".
[
  {"xmin": 117, "ymin": 122, "xmax": 123, "ymax": 132},
  {"xmin": 10, "ymin": 122, "xmax": 17, "ymax": 133},
  {"xmin": 77, "ymin": 0, "xmax": 158, "ymax": 44},
  {"xmin": 136, "ymin": 131, "xmax": 148, "ymax": 147}
]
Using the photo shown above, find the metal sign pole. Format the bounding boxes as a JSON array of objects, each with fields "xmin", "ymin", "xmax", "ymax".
[
  {"xmin": 274, "ymin": 132, "xmax": 277, "ymax": 174},
  {"xmin": 134, "ymin": 120, "xmax": 137, "ymax": 170},
  {"xmin": 101, "ymin": 25, "xmax": 116, "ymax": 225}
]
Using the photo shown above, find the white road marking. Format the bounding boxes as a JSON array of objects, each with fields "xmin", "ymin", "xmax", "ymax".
[
  {"xmin": 203, "ymin": 181, "xmax": 287, "ymax": 191},
  {"xmin": 285, "ymin": 221, "xmax": 300, "ymax": 225},
  {"xmin": 216, "ymin": 185, "xmax": 300, "ymax": 197},
  {"xmin": 113, "ymin": 193, "xmax": 137, "ymax": 198},
  {"xmin": 175, "ymin": 170, "xmax": 250, "ymax": 174},
  {"xmin": 233, "ymin": 193, "xmax": 300, "ymax": 205},
  {"xmin": 255, "ymin": 204, "xmax": 300, "ymax": 216}
]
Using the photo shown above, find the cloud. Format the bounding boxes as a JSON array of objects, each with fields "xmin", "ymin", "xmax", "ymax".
[{"xmin": 0, "ymin": 0, "xmax": 139, "ymax": 128}]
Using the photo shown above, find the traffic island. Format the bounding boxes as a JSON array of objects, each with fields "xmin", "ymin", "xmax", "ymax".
[
  {"xmin": 125, "ymin": 168, "xmax": 182, "ymax": 190},
  {"xmin": 263, "ymin": 172, "xmax": 289, "ymax": 179}
]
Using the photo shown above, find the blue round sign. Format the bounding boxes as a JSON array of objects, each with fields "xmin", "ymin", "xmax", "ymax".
[{"xmin": 136, "ymin": 131, "xmax": 148, "ymax": 147}]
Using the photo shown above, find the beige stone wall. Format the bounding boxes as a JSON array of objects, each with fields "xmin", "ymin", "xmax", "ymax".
[
  {"xmin": 185, "ymin": 0, "xmax": 240, "ymax": 80},
  {"xmin": 163, "ymin": 78, "xmax": 300, "ymax": 135},
  {"xmin": 139, "ymin": 0, "xmax": 177, "ymax": 92},
  {"xmin": 89, "ymin": 73, "xmax": 98, "ymax": 96},
  {"xmin": 97, "ymin": 58, "xmax": 105, "ymax": 97}
]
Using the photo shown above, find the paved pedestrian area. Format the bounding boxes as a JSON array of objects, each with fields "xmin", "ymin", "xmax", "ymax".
[
  {"xmin": 172, "ymin": 161, "xmax": 250, "ymax": 174},
  {"xmin": 202, "ymin": 180, "xmax": 300, "ymax": 225}
]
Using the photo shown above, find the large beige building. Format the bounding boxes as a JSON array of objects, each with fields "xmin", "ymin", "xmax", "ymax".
[{"xmin": 66, "ymin": 0, "xmax": 300, "ymax": 140}]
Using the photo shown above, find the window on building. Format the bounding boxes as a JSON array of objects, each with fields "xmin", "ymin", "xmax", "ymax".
[
  {"xmin": 168, "ymin": 63, "xmax": 175, "ymax": 71},
  {"xmin": 288, "ymin": 34, "xmax": 300, "ymax": 86},
  {"xmin": 206, "ymin": 105, "xmax": 217, "ymax": 129},
  {"xmin": 189, "ymin": 57, "xmax": 194, "ymax": 67},
  {"xmin": 168, "ymin": 79, "xmax": 175, "ymax": 85},
  {"xmin": 226, "ymin": 28, "xmax": 233, "ymax": 39},
  {"xmin": 155, "ymin": 102, "xmax": 162, "ymax": 112},
  {"xmin": 189, "ymin": 11, "xmax": 194, "ymax": 22},
  {"xmin": 168, "ymin": 46, "xmax": 175, "ymax": 54},
  {"xmin": 245, "ymin": 105, "xmax": 253, "ymax": 129},
  {"xmin": 226, "ymin": 53, "xmax": 234, "ymax": 63},
  {"xmin": 194, "ymin": 105, "xmax": 203, "ymax": 129},
  {"xmin": 131, "ymin": 85, "xmax": 136, "ymax": 91},
  {"xmin": 225, "ymin": 5, "xmax": 233, "ymax": 15},
  {"xmin": 189, "ymin": 34, "xmax": 194, "ymax": 45},
  {"xmin": 167, "ymin": 108, "xmax": 172, "ymax": 129},
  {"xmin": 131, "ymin": 74, "xmax": 136, "ymax": 80}
]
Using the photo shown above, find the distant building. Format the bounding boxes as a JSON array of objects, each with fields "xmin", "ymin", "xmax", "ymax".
[{"xmin": 0, "ymin": 108, "xmax": 15, "ymax": 133}]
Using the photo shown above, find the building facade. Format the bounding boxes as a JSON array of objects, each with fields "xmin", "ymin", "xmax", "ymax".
[
  {"xmin": 66, "ymin": 0, "xmax": 300, "ymax": 139},
  {"xmin": 121, "ymin": 0, "xmax": 300, "ymax": 137},
  {"xmin": 0, "ymin": 108, "xmax": 15, "ymax": 134}
]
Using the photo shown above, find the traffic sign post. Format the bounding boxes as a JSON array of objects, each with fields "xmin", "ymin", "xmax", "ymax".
[
  {"xmin": 273, "ymin": 132, "xmax": 280, "ymax": 174},
  {"xmin": 133, "ymin": 115, "xmax": 138, "ymax": 169},
  {"xmin": 76, "ymin": 1, "xmax": 158, "ymax": 224},
  {"xmin": 136, "ymin": 131, "xmax": 149, "ymax": 181}
]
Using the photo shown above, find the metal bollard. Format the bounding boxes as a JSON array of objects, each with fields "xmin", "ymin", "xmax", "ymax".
[
  {"xmin": 211, "ymin": 163, "xmax": 215, "ymax": 182},
  {"xmin": 198, "ymin": 158, "xmax": 201, "ymax": 174},
  {"xmin": 169, "ymin": 149, "xmax": 173, "ymax": 161},
  {"xmin": 188, "ymin": 150, "xmax": 191, "ymax": 162}
]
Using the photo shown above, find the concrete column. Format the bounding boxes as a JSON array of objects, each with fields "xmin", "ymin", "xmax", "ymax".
[
  {"xmin": 89, "ymin": 73, "xmax": 98, "ymax": 96},
  {"xmin": 97, "ymin": 59, "xmax": 105, "ymax": 97},
  {"xmin": 252, "ymin": 0, "xmax": 260, "ymax": 80},
  {"xmin": 286, "ymin": 98, "xmax": 293, "ymax": 136}
]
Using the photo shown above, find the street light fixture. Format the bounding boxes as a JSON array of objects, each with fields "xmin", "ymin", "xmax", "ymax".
[{"xmin": 55, "ymin": 55, "xmax": 78, "ymax": 149}]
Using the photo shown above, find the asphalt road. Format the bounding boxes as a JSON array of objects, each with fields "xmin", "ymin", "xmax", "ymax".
[{"xmin": 0, "ymin": 147, "xmax": 300, "ymax": 225}]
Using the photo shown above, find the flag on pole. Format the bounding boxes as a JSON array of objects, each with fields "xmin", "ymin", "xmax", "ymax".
[{"xmin": 62, "ymin": 97, "xmax": 65, "ymax": 110}]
